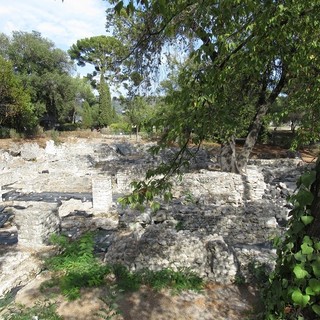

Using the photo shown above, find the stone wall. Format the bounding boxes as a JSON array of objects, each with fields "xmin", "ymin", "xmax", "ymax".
[{"xmin": 104, "ymin": 160, "xmax": 307, "ymax": 284}]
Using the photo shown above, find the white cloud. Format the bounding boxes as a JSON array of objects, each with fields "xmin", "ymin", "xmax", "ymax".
[{"xmin": 0, "ymin": 0, "xmax": 109, "ymax": 50}]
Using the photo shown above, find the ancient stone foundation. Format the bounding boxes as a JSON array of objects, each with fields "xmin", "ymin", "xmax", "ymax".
[{"xmin": 0, "ymin": 140, "xmax": 309, "ymax": 296}]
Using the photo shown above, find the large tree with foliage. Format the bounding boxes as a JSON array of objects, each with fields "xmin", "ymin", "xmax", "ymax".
[
  {"xmin": 107, "ymin": 0, "xmax": 320, "ymax": 173},
  {"xmin": 68, "ymin": 35, "xmax": 127, "ymax": 127},
  {"xmin": 0, "ymin": 31, "xmax": 76, "ymax": 128},
  {"xmin": 107, "ymin": 1, "xmax": 320, "ymax": 318},
  {"xmin": 0, "ymin": 56, "xmax": 36, "ymax": 130}
]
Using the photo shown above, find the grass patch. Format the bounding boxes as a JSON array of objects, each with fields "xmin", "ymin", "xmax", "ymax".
[
  {"xmin": 0, "ymin": 292, "xmax": 15, "ymax": 311},
  {"xmin": 112, "ymin": 264, "xmax": 204, "ymax": 293},
  {"xmin": 2, "ymin": 302, "xmax": 62, "ymax": 320}
]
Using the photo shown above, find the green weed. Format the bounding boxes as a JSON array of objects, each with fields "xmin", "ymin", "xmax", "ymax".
[
  {"xmin": 112, "ymin": 264, "xmax": 204, "ymax": 293},
  {"xmin": 43, "ymin": 232, "xmax": 111, "ymax": 300},
  {"xmin": 2, "ymin": 302, "xmax": 62, "ymax": 320},
  {"xmin": 0, "ymin": 291, "xmax": 15, "ymax": 311}
]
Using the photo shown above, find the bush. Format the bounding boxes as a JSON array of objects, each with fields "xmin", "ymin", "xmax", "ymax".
[
  {"xmin": 109, "ymin": 122, "xmax": 131, "ymax": 134},
  {"xmin": 58, "ymin": 123, "xmax": 81, "ymax": 131},
  {"xmin": 0, "ymin": 127, "xmax": 11, "ymax": 138}
]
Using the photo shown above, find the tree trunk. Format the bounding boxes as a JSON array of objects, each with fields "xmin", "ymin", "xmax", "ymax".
[
  {"xmin": 307, "ymin": 158, "xmax": 320, "ymax": 239},
  {"xmin": 219, "ymin": 64, "xmax": 288, "ymax": 173},
  {"xmin": 219, "ymin": 137, "xmax": 240, "ymax": 173},
  {"xmin": 219, "ymin": 103, "xmax": 269, "ymax": 173}
]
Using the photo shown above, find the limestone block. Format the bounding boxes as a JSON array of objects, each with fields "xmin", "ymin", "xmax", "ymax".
[
  {"xmin": 92, "ymin": 176, "xmax": 113, "ymax": 212},
  {"xmin": 45, "ymin": 140, "xmax": 57, "ymax": 155},
  {"xmin": 59, "ymin": 199, "xmax": 93, "ymax": 218},
  {"xmin": 206, "ymin": 236, "xmax": 237, "ymax": 284},
  {"xmin": 12, "ymin": 201, "xmax": 60, "ymax": 247},
  {"xmin": 20, "ymin": 143, "xmax": 43, "ymax": 161},
  {"xmin": 0, "ymin": 251, "xmax": 42, "ymax": 297},
  {"xmin": 116, "ymin": 171, "xmax": 132, "ymax": 193}
]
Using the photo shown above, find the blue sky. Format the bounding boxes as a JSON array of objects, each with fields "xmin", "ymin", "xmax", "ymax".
[{"xmin": 0, "ymin": 0, "xmax": 110, "ymax": 75}]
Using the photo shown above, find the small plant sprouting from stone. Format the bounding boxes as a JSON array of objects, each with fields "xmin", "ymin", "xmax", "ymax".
[
  {"xmin": 175, "ymin": 220, "xmax": 184, "ymax": 231},
  {"xmin": 233, "ymin": 274, "xmax": 246, "ymax": 286},
  {"xmin": 182, "ymin": 190, "xmax": 197, "ymax": 204},
  {"xmin": 47, "ymin": 130, "xmax": 61, "ymax": 146}
]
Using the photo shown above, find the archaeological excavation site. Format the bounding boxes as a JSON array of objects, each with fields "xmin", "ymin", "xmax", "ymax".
[{"xmin": 0, "ymin": 135, "xmax": 316, "ymax": 319}]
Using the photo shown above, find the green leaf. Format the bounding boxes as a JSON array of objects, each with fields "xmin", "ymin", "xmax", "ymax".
[
  {"xmin": 293, "ymin": 265, "xmax": 309, "ymax": 279},
  {"xmin": 301, "ymin": 243, "xmax": 314, "ymax": 255},
  {"xmin": 303, "ymin": 236, "xmax": 313, "ymax": 245},
  {"xmin": 301, "ymin": 215, "xmax": 314, "ymax": 225},
  {"xmin": 292, "ymin": 289, "xmax": 310, "ymax": 307},
  {"xmin": 314, "ymin": 242, "xmax": 320, "ymax": 250},
  {"xmin": 295, "ymin": 189, "xmax": 314, "ymax": 206},
  {"xmin": 312, "ymin": 304, "xmax": 320, "ymax": 316},
  {"xmin": 299, "ymin": 171, "xmax": 316, "ymax": 188},
  {"xmin": 294, "ymin": 251, "xmax": 307, "ymax": 262},
  {"xmin": 306, "ymin": 286, "xmax": 315, "ymax": 296},
  {"xmin": 114, "ymin": 1, "xmax": 124, "ymax": 13},
  {"xmin": 312, "ymin": 261, "xmax": 320, "ymax": 277},
  {"xmin": 309, "ymin": 278, "xmax": 320, "ymax": 294}
]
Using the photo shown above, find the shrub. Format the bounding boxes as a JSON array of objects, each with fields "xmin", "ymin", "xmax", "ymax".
[
  {"xmin": 109, "ymin": 122, "xmax": 131, "ymax": 134},
  {"xmin": 0, "ymin": 127, "xmax": 10, "ymax": 138}
]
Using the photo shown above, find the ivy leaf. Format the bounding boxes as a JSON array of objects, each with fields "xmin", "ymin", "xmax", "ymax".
[
  {"xmin": 301, "ymin": 243, "xmax": 314, "ymax": 255},
  {"xmin": 311, "ymin": 261, "xmax": 320, "ymax": 277},
  {"xmin": 301, "ymin": 215, "xmax": 314, "ymax": 225},
  {"xmin": 294, "ymin": 251, "xmax": 307, "ymax": 262},
  {"xmin": 295, "ymin": 189, "xmax": 314, "ymax": 206},
  {"xmin": 293, "ymin": 265, "xmax": 309, "ymax": 279},
  {"xmin": 303, "ymin": 236, "xmax": 313, "ymax": 245},
  {"xmin": 291, "ymin": 289, "xmax": 310, "ymax": 307},
  {"xmin": 314, "ymin": 242, "xmax": 320, "ymax": 250},
  {"xmin": 299, "ymin": 171, "xmax": 316, "ymax": 188},
  {"xmin": 309, "ymin": 278, "xmax": 320, "ymax": 294},
  {"xmin": 312, "ymin": 305, "xmax": 320, "ymax": 316},
  {"xmin": 306, "ymin": 286, "xmax": 315, "ymax": 296}
]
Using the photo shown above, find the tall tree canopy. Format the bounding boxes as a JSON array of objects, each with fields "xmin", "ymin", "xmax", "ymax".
[
  {"xmin": 0, "ymin": 31, "xmax": 77, "ymax": 128},
  {"xmin": 108, "ymin": 2, "xmax": 320, "ymax": 318},
  {"xmin": 107, "ymin": 0, "xmax": 320, "ymax": 172},
  {"xmin": 0, "ymin": 56, "xmax": 32, "ymax": 128},
  {"xmin": 68, "ymin": 35, "xmax": 127, "ymax": 126}
]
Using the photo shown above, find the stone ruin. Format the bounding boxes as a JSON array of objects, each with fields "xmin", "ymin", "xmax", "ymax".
[{"xmin": 0, "ymin": 138, "xmax": 310, "ymax": 297}]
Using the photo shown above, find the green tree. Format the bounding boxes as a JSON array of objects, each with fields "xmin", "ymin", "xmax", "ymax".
[
  {"xmin": 81, "ymin": 100, "xmax": 94, "ymax": 128},
  {"xmin": 1, "ymin": 31, "xmax": 76, "ymax": 128},
  {"xmin": 107, "ymin": 0, "xmax": 320, "ymax": 173},
  {"xmin": 98, "ymin": 76, "xmax": 113, "ymax": 126},
  {"xmin": 122, "ymin": 95, "xmax": 155, "ymax": 138},
  {"xmin": 108, "ymin": 2, "xmax": 320, "ymax": 318},
  {"xmin": 0, "ymin": 56, "xmax": 33, "ymax": 129},
  {"xmin": 68, "ymin": 35, "xmax": 127, "ymax": 127}
]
